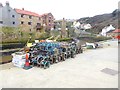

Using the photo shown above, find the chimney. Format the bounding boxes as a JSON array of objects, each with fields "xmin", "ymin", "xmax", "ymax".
[
  {"xmin": 0, "ymin": 3, "xmax": 3, "ymax": 7},
  {"xmin": 22, "ymin": 8, "xmax": 24, "ymax": 10},
  {"xmin": 6, "ymin": 1, "xmax": 9, "ymax": 6}
]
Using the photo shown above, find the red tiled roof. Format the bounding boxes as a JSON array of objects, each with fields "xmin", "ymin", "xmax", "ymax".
[
  {"xmin": 115, "ymin": 35, "xmax": 120, "ymax": 40},
  {"xmin": 15, "ymin": 8, "xmax": 41, "ymax": 17},
  {"xmin": 112, "ymin": 29, "xmax": 120, "ymax": 33}
]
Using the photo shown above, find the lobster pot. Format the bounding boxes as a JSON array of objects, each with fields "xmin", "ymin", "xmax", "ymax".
[{"xmin": 12, "ymin": 52, "xmax": 26, "ymax": 68}]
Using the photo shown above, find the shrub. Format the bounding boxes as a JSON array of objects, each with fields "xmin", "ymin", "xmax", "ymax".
[
  {"xmin": 37, "ymin": 32, "xmax": 51, "ymax": 40},
  {"xmin": 93, "ymin": 36, "xmax": 112, "ymax": 42},
  {"xmin": 57, "ymin": 38, "xmax": 72, "ymax": 42}
]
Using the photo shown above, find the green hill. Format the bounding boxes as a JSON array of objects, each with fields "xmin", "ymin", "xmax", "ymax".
[{"xmin": 77, "ymin": 9, "xmax": 119, "ymax": 34}]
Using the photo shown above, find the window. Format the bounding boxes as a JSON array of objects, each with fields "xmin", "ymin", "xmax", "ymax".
[
  {"xmin": 28, "ymin": 22, "xmax": 32, "ymax": 25},
  {"xmin": 21, "ymin": 14, "xmax": 24, "ymax": 18},
  {"xmin": 49, "ymin": 16, "xmax": 51, "ymax": 19},
  {"xmin": 39, "ymin": 17, "xmax": 41, "ymax": 20},
  {"xmin": 12, "ymin": 15, "xmax": 15, "ymax": 18},
  {"xmin": 37, "ymin": 23, "xmax": 40, "ymax": 25},
  {"xmin": 49, "ymin": 24, "xmax": 51, "ymax": 26},
  {"xmin": 8, "ymin": 9, "xmax": 11, "ymax": 12},
  {"xmin": 49, "ymin": 20, "xmax": 51, "ymax": 22},
  {"xmin": 29, "ymin": 16, "xmax": 32, "ymax": 19},
  {"xmin": 0, "ymin": 21, "xmax": 3, "ymax": 24},
  {"xmin": 21, "ymin": 21, "xmax": 24, "ymax": 24},
  {"xmin": 13, "ymin": 22, "xmax": 15, "ymax": 24}
]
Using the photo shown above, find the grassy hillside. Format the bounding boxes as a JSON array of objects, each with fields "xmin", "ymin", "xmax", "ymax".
[
  {"xmin": 0, "ymin": 27, "xmax": 50, "ymax": 44},
  {"xmin": 78, "ymin": 9, "xmax": 119, "ymax": 34}
]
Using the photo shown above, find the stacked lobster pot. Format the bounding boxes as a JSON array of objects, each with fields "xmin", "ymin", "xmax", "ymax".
[{"xmin": 28, "ymin": 41, "xmax": 83, "ymax": 69}]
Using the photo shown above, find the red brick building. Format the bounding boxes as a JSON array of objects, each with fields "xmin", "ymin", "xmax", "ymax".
[
  {"xmin": 15, "ymin": 8, "xmax": 42, "ymax": 32},
  {"xmin": 41, "ymin": 13, "xmax": 55, "ymax": 31},
  {"xmin": 15, "ymin": 8, "xmax": 54, "ymax": 32}
]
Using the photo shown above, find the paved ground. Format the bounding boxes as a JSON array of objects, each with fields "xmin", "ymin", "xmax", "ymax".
[{"xmin": 0, "ymin": 40, "xmax": 118, "ymax": 88}]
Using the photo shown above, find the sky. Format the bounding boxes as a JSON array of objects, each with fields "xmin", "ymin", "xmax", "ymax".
[{"xmin": 0, "ymin": 0, "xmax": 120, "ymax": 20}]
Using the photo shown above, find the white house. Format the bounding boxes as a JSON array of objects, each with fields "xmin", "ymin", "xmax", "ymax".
[
  {"xmin": 83, "ymin": 24, "xmax": 92, "ymax": 29},
  {"xmin": 73, "ymin": 21, "xmax": 80, "ymax": 29},
  {"xmin": 73, "ymin": 21, "xmax": 92, "ymax": 30},
  {"xmin": 100, "ymin": 25, "xmax": 115, "ymax": 36}
]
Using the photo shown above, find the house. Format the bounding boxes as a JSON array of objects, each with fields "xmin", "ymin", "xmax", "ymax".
[
  {"xmin": 80, "ymin": 23, "xmax": 92, "ymax": 30},
  {"xmin": 100, "ymin": 24, "xmax": 115, "ymax": 36},
  {"xmin": 72, "ymin": 21, "xmax": 92, "ymax": 30},
  {"xmin": 15, "ymin": 8, "xmax": 42, "ymax": 32},
  {"xmin": 73, "ymin": 21, "xmax": 80, "ymax": 29},
  {"xmin": 106, "ymin": 29, "xmax": 120, "ymax": 40},
  {"xmin": 106, "ymin": 30, "xmax": 114, "ymax": 37},
  {"xmin": 0, "ymin": 1, "xmax": 19, "ymax": 27},
  {"xmin": 0, "ymin": 1, "xmax": 55, "ymax": 33},
  {"xmin": 41, "ymin": 13, "xmax": 54, "ymax": 31},
  {"xmin": 15, "ymin": 9, "xmax": 55, "ymax": 32},
  {"xmin": 112, "ymin": 29, "xmax": 120, "ymax": 40}
]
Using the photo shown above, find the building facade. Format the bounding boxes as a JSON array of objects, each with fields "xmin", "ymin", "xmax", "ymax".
[
  {"xmin": 0, "ymin": 2, "xmax": 55, "ymax": 32},
  {"xmin": 41, "ymin": 13, "xmax": 54, "ymax": 31},
  {"xmin": 0, "ymin": 2, "xmax": 19, "ymax": 27},
  {"xmin": 101, "ymin": 25, "xmax": 115, "ymax": 36},
  {"xmin": 15, "ymin": 8, "xmax": 42, "ymax": 32}
]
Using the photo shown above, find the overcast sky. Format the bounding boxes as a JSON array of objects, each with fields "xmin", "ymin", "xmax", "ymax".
[{"xmin": 0, "ymin": 0, "xmax": 119, "ymax": 20}]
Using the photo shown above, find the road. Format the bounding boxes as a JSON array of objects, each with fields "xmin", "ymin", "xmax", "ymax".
[{"xmin": 0, "ymin": 40, "xmax": 118, "ymax": 88}]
